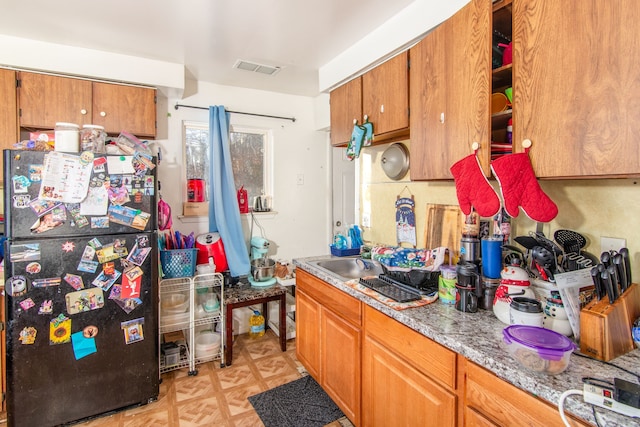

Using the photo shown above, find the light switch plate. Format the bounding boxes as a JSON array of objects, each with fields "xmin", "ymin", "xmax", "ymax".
[{"xmin": 600, "ymin": 236, "xmax": 626, "ymax": 253}]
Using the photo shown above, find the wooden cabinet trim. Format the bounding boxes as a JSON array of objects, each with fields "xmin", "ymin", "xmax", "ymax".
[
  {"xmin": 296, "ymin": 270, "xmax": 361, "ymax": 327},
  {"xmin": 364, "ymin": 305, "xmax": 457, "ymax": 390}
]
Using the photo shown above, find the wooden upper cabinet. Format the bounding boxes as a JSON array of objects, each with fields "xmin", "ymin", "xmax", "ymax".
[
  {"xmin": 513, "ymin": 0, "xmax": 640, "ymax": 178},
  {"xmin": 409, "ymin": 0, "xmax": 492, "ymax": 180},
  {"xmin": 18, "ymin": 72, "xmax": 92, "ymax": 128},
  {"xmin": 92, "ymin": 82, "xmax": 156, "ymax": 138},
  {"xmin": 362, "ymin": 50, "xmax": 409, "ymax": 138},
  {"xmin": 17, "ymin": 71, "xmax": 156, "ymax": 138},
  {"xmin": 330, "ymin": 77, "xmax": 362, "ymax": 146},
  {"xmin": 0, "ymin": 69, "xmax": 19, "ymax": 153}
]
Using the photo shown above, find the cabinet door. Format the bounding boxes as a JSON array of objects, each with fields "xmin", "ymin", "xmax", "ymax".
[
  {"xmin": 18, "ymin": 72, "xmax": 92, "ymax": 128},
  {"xmin": 92, "ymin": 82, "xmax": 156, "ymax": 138},
  {"xmin": 410, "ymin": 0, "xmax": 492, "ymax": 180},
  {"xmin": 322, "ymin": 308, "xmax": 361, "ymax": 426},
  {"xmin": 295, "ymin": 289, "xmax": 321, "ymax": 379},
  {"xmin": 0, "ymin": 68, "xmax": 18, "ymax": 154},
  {"xmin": 362, "ymin": 51, "xmax": 409, "ymax": 138},
  {"xmin": 330, "ymin": 77, "xmax": 362, "ymax": 146},
  {"xmin": 514, "ymin": 0, "xmax": 640, "ymax": 178},
  {"xmin": 362, "ymin": 334, "xmax": 456, "ymax": 427},
  {"xmin": 464, "ymin": 406, "xmax": 499, "ymax": 427}
]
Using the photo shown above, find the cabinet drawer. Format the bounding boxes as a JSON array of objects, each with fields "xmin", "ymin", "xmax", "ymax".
[
  {"xmin": 465, "ymin": 361, "xmax": 590, "ymax": 427},
  {"xmin": 296, "ymin": 269, "xmax": 361, "ymax": 327},
  {"xmin": 364, "ymin": 305, "xmax": 457, "ymax": 389}
]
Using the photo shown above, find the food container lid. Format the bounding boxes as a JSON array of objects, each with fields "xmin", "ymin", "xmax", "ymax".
[
  {"xmin": 503, "ymin": 325, "xmax": 576, "ymax": 360},
  {"xmin": 510, "ymin": 297, "xmax": 542, "ymax": 313},
  {"xmin": 55, "ymin": 122, "xmax": 80, "ymax": 128},
  {"xmin": 82, "ymin": 124, "xmax": 105, "ymax": 130}
]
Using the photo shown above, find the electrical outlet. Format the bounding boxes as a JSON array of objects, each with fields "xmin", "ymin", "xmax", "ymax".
[
  {"xmin": 601, "ymin": 237, "xmax": 626, "ymax": 253},
  {"xmin": 362, "ymin": 212, "xmax": 371, "ymax": 228}
]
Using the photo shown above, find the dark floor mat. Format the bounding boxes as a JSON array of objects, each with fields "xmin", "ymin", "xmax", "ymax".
[{"xmin": 248, "ymin": 375, "xmax": 345, "ymax": 427}]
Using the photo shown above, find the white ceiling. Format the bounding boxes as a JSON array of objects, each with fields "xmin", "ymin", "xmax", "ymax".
[{"xmin": 0, "ymin": 0, "xmax": 417, "ymax": 97}]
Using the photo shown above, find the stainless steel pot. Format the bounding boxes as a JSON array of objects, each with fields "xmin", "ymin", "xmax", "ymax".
[{"xmin": 250, "ymin": 258, "xmax": 276, "ymax": 281}]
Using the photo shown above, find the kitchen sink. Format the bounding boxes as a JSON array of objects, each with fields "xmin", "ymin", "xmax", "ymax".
[{"xmin": 309, "ymin": 257, "xmax": 383, "ymax": 280}]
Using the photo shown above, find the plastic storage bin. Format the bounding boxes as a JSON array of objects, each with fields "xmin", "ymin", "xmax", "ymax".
[
  {"xmin": 160, "ymin": 249, "xmax": 198, "ymax": 278},
  {"xmin": 330, "ymin": 245, "xmax": 361, "ymax": 257}
]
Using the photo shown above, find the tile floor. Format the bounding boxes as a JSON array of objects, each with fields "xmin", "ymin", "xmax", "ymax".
[{"xmin": 0, "ymin": 330, "xmax": 353, "ymax": 427}]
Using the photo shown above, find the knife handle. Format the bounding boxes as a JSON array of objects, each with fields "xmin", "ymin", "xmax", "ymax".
[
  {"xmin": 620, "ymin": 248, "xmax": 632, "ymax": 287},
  {"xmin": 612, "ymin": 254, "xmax": 627, "ymax": 292},
  {"xmin": 600, "ymin": 251, "xmax": 611, "ymax": 269},
  {"xmin": 600, "ymin": 270, "xmax": 616, "ymax": 303},
  {"xmin": 606, "ymin": 265, "xmax": 620, "ymax": 301},
  {"xmin": 591, "ymin": 266, "xmax": 604, "ymax": 300}
]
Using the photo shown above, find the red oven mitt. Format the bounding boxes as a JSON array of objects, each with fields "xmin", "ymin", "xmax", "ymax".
[{"xmin": 450, "ymin": 153, "xmax": 500, "ymax": 217}]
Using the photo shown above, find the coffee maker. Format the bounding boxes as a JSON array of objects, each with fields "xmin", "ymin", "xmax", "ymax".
[{"xmin": 455, "ymin": 261, "xmax": 482, "ymax": 313}]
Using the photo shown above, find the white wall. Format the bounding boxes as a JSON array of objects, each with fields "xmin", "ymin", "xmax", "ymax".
[{"xmin": 155, "ymin": 81, "xmax": 332, "ymax": 263}]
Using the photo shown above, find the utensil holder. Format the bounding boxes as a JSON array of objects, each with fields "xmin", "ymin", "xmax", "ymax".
[{"xmin": 580, "ymin": 283, "xmax": 640, "ymax": 361}]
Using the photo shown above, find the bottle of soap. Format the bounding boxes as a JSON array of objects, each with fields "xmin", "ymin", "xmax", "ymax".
[{"xmin": 249, "ymin": 310, "xmax": 265, "ymax": 338}]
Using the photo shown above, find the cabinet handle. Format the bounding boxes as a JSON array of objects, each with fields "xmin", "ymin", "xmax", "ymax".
[
  {"xmin": 100, "ymin": 111, "xmax": 107, "ymax": 117},
  {"xmin": 380, "ymin": 104, "xmax": 384, "ymax": 113},
  {"xmin": 80, "ymin": 109, "xmax": 87, "ymax": 115},
  {"xmin": 440, "ymin": 112, "xmax": 445, "ymax": 123}
]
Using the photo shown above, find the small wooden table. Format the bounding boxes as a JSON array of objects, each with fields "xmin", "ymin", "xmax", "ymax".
[{"xmin": 223, "ymin": 282, "xmax": 288, "ymax": 366}]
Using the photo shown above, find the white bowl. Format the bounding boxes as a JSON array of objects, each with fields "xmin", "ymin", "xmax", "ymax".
[
  {"xmin": 195, "ymin": 331, "xmax": 221, "ymax": 358},
  {"xmin": 161, "ymin": 292, "xmax": 189, "ymax": 314}
]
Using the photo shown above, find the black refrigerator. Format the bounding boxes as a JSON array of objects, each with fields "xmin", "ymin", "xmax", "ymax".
[{"xmin": 3, "ymin": 150, "xmax": 159, "ymax": 427}]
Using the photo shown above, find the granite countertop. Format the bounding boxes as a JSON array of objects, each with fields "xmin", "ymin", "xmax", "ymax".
[{"xmin": 293, "ymin": 256, "xmax": 640, "ymax": 427}]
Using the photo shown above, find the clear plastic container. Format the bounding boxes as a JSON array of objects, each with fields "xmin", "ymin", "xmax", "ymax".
[
  {"xmin": 54, "ymin": 122, "xmax": 80, "ymax": 152},
  {"xmin": 502, "ymin": 325, "xmax": 576, "ymax": 375},
  {"xmin": 80, "ymin": 124, "xmax": 106, "ymax": 153},
  {"xmin": 249, "ymin": 310, "xmax": 265, "ymax": 338}
]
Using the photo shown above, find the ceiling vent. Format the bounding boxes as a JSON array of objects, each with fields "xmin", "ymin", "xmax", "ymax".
[{"xmin": 233, "ymin": 59, "xmax": 281, "ymax": 76}]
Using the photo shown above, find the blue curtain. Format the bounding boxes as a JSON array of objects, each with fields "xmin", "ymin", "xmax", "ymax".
[{"xmin": 208, "ymin": 106, "xmax": 250, "ymax": 276}]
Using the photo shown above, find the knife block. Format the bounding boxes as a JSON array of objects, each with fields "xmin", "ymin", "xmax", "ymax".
[{"xmin": 580, "ymin": 283, "xmax": 640, "ymax": 361}]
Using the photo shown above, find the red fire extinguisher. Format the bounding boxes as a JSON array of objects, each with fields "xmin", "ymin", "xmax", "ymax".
[{"xmin": 237, "ymin": 186, "xmax": 248, "ymax": 213}]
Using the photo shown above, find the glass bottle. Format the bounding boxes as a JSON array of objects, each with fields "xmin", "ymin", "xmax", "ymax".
[
  {"xmin": 462, "ymin": 208, "xmax": 480, "ymax": 238},
  {"xmin": 493, "ymin": 207, "xmax": 511, "ymax": 244}
]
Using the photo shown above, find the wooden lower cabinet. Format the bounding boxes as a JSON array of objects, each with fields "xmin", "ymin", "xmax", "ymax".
[
  {"xmin": 464, "ymin": 361, "xmax": 591, "ymax": 427},
  {"xmin": 363, "ymin": 305, "xmax": 458, "ymax": 427},
  {"xmin": 296, "ymin": 270, "xmax": 361, "ymax": 425}
]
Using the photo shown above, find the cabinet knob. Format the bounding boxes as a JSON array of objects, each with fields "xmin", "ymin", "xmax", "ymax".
[
  {"xmin": 100, "ymin": 111, "xmax": 107, "ymax": 117},
  {"xmin": 380, "ymin": 104, "xmax": 384, "ymax": 113},
  {"xmin": 522, "ymin": 139, "xmax": 532, "ymax": 149},
  {"xmin": 440, "ymin": 112, "xmax": 445, "ymax": 123},
  {"xmin": 80, "ymin": 109, "xmax": 87, "ymax": 115}
]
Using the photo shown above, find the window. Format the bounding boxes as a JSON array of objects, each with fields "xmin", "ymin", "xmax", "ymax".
[{"xmin": 183, "ymin": 121, "xmax": 272, "ymax": 207}]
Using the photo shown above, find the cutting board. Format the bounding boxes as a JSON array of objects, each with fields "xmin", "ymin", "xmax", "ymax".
[{"xmin": 424, "ymin": 204, "xmax": 462, "ymax": 257}]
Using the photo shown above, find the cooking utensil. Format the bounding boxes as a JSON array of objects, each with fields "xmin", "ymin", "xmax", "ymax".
[
  {"xmin": 531, "ymin": 246, "xmax": 556, "ymax": 280},
  {"xmin": 601, "ymin": 269, "xmax": 616, "ymax": 303},
  {"xmin": 600, "ymin": 251, "xmax": 611, "ymax": 268},
  {"xmin": 591, "ymin": 266, "xmax": 604, "ymax": 300},
  {"xmin": 607, "ymin": 265, "xmax": 621, "ymax": 301},
  {"xmin": 554, "ymin": 229, "xmax": 587, "ymax": 254},
  {"xmin": 514, "ymin": 235, "xmax": 539, "ymax": 250},
  {"xmin": 620, "ymin": 248, "xmax": 632, "ymax": 288},
  {"xmin": 612, "ymin": 254, "xmax": 628, "ymax": 293}
]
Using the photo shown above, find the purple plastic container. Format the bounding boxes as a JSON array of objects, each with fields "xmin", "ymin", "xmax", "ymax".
[{"xmin": 502, "ymin": 325, "xmax": 577, "ymax": 374}]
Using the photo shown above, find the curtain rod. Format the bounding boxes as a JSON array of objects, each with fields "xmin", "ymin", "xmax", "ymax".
[{"xmin": 174, "ymin": 103, "xmax": 296, "ymax": 122}]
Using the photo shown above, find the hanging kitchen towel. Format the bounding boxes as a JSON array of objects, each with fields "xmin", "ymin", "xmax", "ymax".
[
  {"xmin": 450, "ymin": 153, "xmax": 500, "ymax": 218},
  {"xmin": 490, "ymin": 148, "xmax": 558, "ymax": 222},
  {"xmin": 346, "ymin": 121, "xmax": 366, "ymax": 161},
  {"xmin": 362, "ymin": 117, "xmax": 374, "ymax": 147}
]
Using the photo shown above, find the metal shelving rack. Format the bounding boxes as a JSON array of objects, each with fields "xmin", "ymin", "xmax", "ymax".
[{"xmin": 159, "ymin": 272, "xmax": 224, "ymax": 375}]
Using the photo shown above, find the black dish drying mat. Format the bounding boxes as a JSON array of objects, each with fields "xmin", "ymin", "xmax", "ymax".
[{"xmin": 248, "ymin": 375, "xmax": 345, "ymax": 427}]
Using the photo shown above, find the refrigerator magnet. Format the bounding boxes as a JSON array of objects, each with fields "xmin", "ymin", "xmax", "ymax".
[
  {"xmin": 12, "ymin": 194, "xmax": 31, "ymax": 209},
  {"xmin": 83, "ymin": 325, "xmax": 99, "ymax": 338},
  {"xmin": 62, "ymin": 241, "xmax": 76, "ymax": 253},
  {"xmin": 92, "ymin": 269, "xmax": 121, "ymax": 292},
  {"xmin": 6, "ymin": 275, "xmax": 29, "ymax": 297},
  {"xmin": 39, "ymin": 300, "xmax": 53, "ymax": 315},
  {"xmin": 50, "ymin": 314, "xmax": 71, "ymax": 345},
  {"xmin": 65, "ymin": 288, "xmax": 105, "ymax": 315},
  {"xmin": 9, "ymin": 243, "xmax": 41, "ymax": 263},
  {"xmin": 77, "ymin": 259, "xmax": 99, "ymax": 274},
  {"xmin": 11, "ymin": 175, "xmax": 31, "ymax": 193},
  {"xmin": 25, "ymin": 262, "xmax": 41, "ymax": 274},
  {"xmin": 19, "ymin": 326, "xmax": 37, "ymax": 345},
  {"xmin": 71, "ymin": 331, "xmax": 97, "ymax": 360},
  {"xmin": 121, "ymin": 270, "xmax": 142, "ymax": 299},
  {"xmin": 63, "ymin": 273, "xmax": 85, "ymax": 290},
  {"xmin": 121, "ymin": 318, "xmax": 145, "ymax": 344},
  {"xmin": 19, "ymin": 298, "xmax": 35, "ymax": 311},
  {"xmin": 28, "ymin": 163, "xmax": 43, "ymax": 182},
  {"xmin": 32, "ymin": 277, "xmax": 61, "ymax": 288}
]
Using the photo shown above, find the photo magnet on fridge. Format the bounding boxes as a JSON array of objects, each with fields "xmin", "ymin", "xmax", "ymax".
[{"xmin": 66, "ymin": 288, "xmax": 105, "ymax": 315}]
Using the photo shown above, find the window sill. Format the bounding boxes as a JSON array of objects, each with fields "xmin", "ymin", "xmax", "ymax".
[{"xmin": 177, "ymin": 211, "xmax": 279, "ymax": 223}]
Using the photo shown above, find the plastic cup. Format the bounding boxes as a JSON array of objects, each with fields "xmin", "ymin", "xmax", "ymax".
[{"xmin": 481, "ymin": 237, "xmax": 503, "ymax": 279}]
